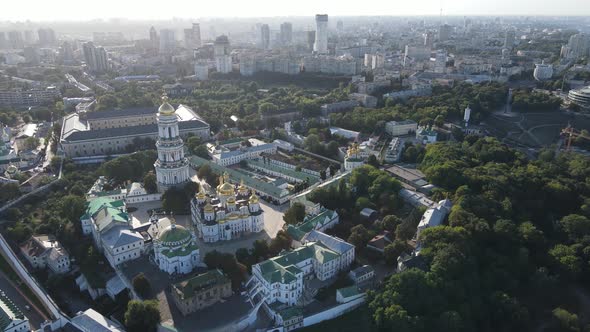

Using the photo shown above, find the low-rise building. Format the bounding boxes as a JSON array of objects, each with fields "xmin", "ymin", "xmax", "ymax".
[
  {"xmin": 417, "ymin": 199, "xmax": 453, "ymax": 238},
  {"xmin": 247, "ymin": 230, "xmax": 354, "ymax": 307},
  {"xmin": 336, "ymin": 285, "xmax": 364, "ymax": 304},
  {"xmin": 0, "ymin": 291, "xmax": 29, "ymax": 332},
  {"xmin": 385, "ymin": 120, "xmax": 418, "ymax": 136},
  {"xmin": 20, "ymin": 235, "xmax": 70, "ymax": 274},
  {"xmin": 384, "ymin": 138, "xmax": 403, "ymax": 163},
  {"xmin": 348, "ymin": 265, "xmax": 375, "ymax": 285},
  {"xmin": 70, "ymin": 308, "xmax": 125, "ymax": 332},
  {"xmin": 152, "ymin": 219, "xmax": 200, "ymax": 275},
  {"xmin": 416, "ymin": 126, "xmax": 438, "ymax": 144},
  {"xmin": 207, "ymin": 139, "xmax": 277, "ymax": 167},
  {"xmin": 171, "ymin": 269, "xmax": 232, "ymax": 315},
  {"xmin": 80, "ymin": 198, "xmax": 145, "ymax": 268},
  {"xmin": 285, "ymin": 209, "xmax": 339, "ymax": 243}
]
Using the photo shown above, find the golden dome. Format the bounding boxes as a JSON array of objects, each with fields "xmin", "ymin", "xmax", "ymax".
[
  {"xmin": 158, "ymin": 95, "xmax": 176, "ymax": 115},
  {"xmin": 196, "ymin": 187, "xmax": 206, "ymax": 199},
  {"xmin": 204, "ymin": 202, "xmax": 214, "ymax": 213},
  {"xmin": 216, "ymin": 172, "xmax": 234, "ymax": 196},
  {"xmin": 249, "ymin": 192, "xmax": 259, "ymax": 204}
]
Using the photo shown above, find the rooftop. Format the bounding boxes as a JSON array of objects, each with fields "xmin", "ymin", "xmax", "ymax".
[
  {"xmin": 85, "ymin": 107, "xmax": 156, "ymax": 120},
  {"xmin": 173, "ymin": 269, "xmax": 229, "ymax": 299}
]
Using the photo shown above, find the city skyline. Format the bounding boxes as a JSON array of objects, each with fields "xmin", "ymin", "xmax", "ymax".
[{"xmin": 2, "ymin": 0, "xmax": 590, "ymax": 21}]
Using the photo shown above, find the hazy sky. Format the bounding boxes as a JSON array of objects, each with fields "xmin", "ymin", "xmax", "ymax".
[{"xmin": 2, "ymin": 0, "xmax": 590, "ymax": 21}]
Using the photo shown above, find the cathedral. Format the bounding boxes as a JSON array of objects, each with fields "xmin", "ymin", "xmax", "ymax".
[
  {"xmin": 154, "ymin": 96, "xmax": 191, "ymax": 192},
  {"xmin": 190, "ymin": 174, "xmax": 264, "ymax": 243}
]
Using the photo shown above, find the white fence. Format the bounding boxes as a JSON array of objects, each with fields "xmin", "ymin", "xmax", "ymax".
[{"xmin": 302, "ymin": 296, "xmax": 366, "ymax": 328}]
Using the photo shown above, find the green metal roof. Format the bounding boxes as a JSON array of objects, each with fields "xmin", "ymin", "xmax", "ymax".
[
  {"xmin": 173, "ymin": 269, "xmax": 229, "ymax": 299},
  {"xmin": 190, "ymin": 156, "xmax": 290, "ymax": 199},
  {"xmin": 285, "ymin": 209, "xmax": 337, "ymax": 241},
  {"xmin": 161, "ymin": 243, "xmax": 199, "ymax": 258},
  {"xmin": 246, "ymin": 159, "xmax": 320, "ymax": 184},
  {"xmin": 337, "ymin": 285, "xmax": 360, "ymax": 298},
  {"xmin": 159, "ymin": 226, "xmax": 191, "ymax": 243},
  {"xmin": 257, "ymin": 242, "xmax": 341, "ymax": 284}
]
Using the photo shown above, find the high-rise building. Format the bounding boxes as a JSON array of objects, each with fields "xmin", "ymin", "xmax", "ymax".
[
  {"xmin": 59, "ymin": 41, "xmax": 74, "ymax": 64},
  {"xmin": 23, "ymin": 30, "xmax": 35, "ymax": 45},
  {"xmin": 259, "ymin": 24, "xmax": 270, "ymax": 50},
  {"xmin": 82, "ymin": 41, "xmax": 109, "ymax": 73},
  {"xmin": 194, "ymin": 62, "xmax": 209, "ymax": 80},
  {"xmin": 423, "ymin": 31, "xmax": 434, "ymax": 47},
  {"xmin": 280, "ymin": 22, "xmax": 292, "ymax": 45},
  {"xmin": 314, "ymin": 14, "xmax": 329, "ymax": 54},
  {"xmin": 192, "ymin": 23, "xmax": 201, "ymax": 48},
  {"xmin": 214, "ymin": 35, "xmax": 232, "ymax": 74},
  {"xmin": 504, "ymin": 29, "xmax": 516, "ymax": 49},
  {"xmin": 307, "ymin": 30, "xmax": 316, "ymax": 51},
  {"xmin": 154, "ymin": 96, "xmax": 190, "ymax": 192},
  {"xmin": 184, "ymin": 23, "xmax": 201, "ymax": 49},
  {"xmin": 149, "ymin": 26, "xmax": 159, "ymax": 51},
  {"xmin": 38, "ymin": 28, "xmax": 56, "ymax": 46},
  {"xmin": 336, "ymin": 20, "xmax": 344, "ymax": 33},
  {"xmin": 566, "ymin": 33, "xmax": 590, "ymax": 59},
  {"xmin": 0, "ymin": 32, "xmax": 6, "ymax": 49},
  {"xmin": 438, "ymin": 24, "xmax": 452, "ymax": 42},
  {"xmin": 159, "ymin": 29, "xmax": 176, "ymax": 55},
  {"xmin": 8, "ymin": 31, "xmax": 24, "ymax": 49}
]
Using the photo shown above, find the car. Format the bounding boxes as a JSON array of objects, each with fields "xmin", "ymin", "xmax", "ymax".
[{"xmin": 24, "ymin": 305, "xmax": 30, "ymax": 311}]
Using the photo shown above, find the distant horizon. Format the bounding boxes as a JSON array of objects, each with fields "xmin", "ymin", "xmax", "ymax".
[{"xmin": 2, "ymin": 0, "xmax": 590, "ymax": 22}]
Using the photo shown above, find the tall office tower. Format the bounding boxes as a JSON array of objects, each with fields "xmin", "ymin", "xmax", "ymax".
[
  {"xmin": 423, "ymin": 31, "xmax": 434, "ymax": 47},
  {"xmin": 8, "ymin": 31, "xmax": 24, "ymax": 49},
  {"xmin": 192, "ymin": 23, "xmax": 201, "ymax": 48},
  {"xmin": 307, "ymin": 30, "xmax": 316, "ymax": 51},
  {"xmin": 59, "ymin": 41, "xmax": 74, "ymax": 63},
  {"xmin": 38, "ymin": 28, "xmax": 56, "ymax": 46},
  {"xmin": 23, "ymin": 30, "xmax": 35, "ymax": 45},
  {"xmin": 0, "ymin": 32, "xmax": 6, "ymax": 49},
  {"xmin": 313, "ymin": 14, "xmax": 328, "ymax": 54},
  {"xmin": 336, "ymin": 20, "xmax": 344, "ymax": 33},
  {"xmin": 280, "ymin": 22, "xmax": 292, "ymax": 45},
  {"xmin": 259, "ymin": 24, "xmax": 270, "ymax": 50},
  {"xmin": 214, "ymin": 35, "xmax": 232, "ymax": 74},
  {"xmin": 83, "ymin": 41, "xmax": 109, "ymax": 73},
  {"xmin": 438, "ymin": 24, "xmax": 452, "ymax": 42},
  {"xmin": 159, "ymin": 29, "xmax": 176, "ymax": 55},
  {"xmin": 504, "ymin": 29, "xmax": 516, "ymax": 49},
  {"xmin": 149, "ymin": 26, "xmax": 159, "ymax": 51},
  {"xmin": 566, "ymin": 33, "xmax": 590, "ymax": 59},
  {"xmin": 184, "ymin": 23, "xmax": 201, "ymax": 49}
]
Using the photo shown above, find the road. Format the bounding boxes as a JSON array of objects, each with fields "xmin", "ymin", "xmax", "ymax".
[{"xmin": 0, "ymin": 270, "xmax": 47, "ymax": 330}]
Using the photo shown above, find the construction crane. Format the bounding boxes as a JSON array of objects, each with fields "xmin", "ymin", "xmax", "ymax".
[{"xmin": 561, "ymin": 125, "xmax": 590, "ymax": 151}]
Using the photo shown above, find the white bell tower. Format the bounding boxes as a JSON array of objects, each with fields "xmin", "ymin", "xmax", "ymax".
[{"xmin": 154, "ymin": 95, "xmax": 190, "ymax": 192}]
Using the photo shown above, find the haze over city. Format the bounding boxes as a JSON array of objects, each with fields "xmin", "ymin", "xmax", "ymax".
[{"xmin": 2, "ymin": 0, "xmax": 590, "ymax": 21}]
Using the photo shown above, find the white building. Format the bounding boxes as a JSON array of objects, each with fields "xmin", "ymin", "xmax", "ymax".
[
  {"xmin": 152, "ymin": 218, "xmax": 200, "ymax": 275},
  {"xmin": 385, "ymin": 120, "xmax": 418, "ymax": 136},
  {"xmin": 207, "ymin": 139, "xmax": 277, "ymax": 167},
  {"xmin": 20, "ymin": 235, "xmax": 70, "ymax": 274},
  {"xmin": 191, "ymin": 176, "xmax": 264, "ymax": 243},
  {"xmin": 313, "ymin": 14, "xmax": 328, "ymax": 54},
  {"xmin": 71, "ymin": 308, "xmax": 125, "ymax": 332},
  {"xmin": 416, "ymin": 199, "xmax": 453, "ymax": 238},
  {"xmin": 214, "ymin": 35, "xmax": 232, "ymax": 74},
  {"xmin": 154, "ymin": 97, "xmax": 191, "ymax": 192},
  {"xmin": 80, "ymin": 198, "xmax": 145, "ymax": 268},
  {"xmin": 86, "ymin": 176, "xmax": 161, "ymax": 204},
  {"xmin": 0, "ymin": 291, "xmax": 29, "ymax": 332},
  {"xmin": 194, "ymin": 62, "xmax": 209, "ymax": 80},
  {"xmin": 343, "ymin": 143, "xmax": 366, "ymax": 171},
  {"xmin": 247, "ymin": 230, "xmax": 354, "ymax": 307},
  {"xmin": 416, "ymin": 127, "xmax": 438, "ymax": 144},
  {"xmin": 533, "ymin": 61, "xmax": 553, "ymax": 81}
]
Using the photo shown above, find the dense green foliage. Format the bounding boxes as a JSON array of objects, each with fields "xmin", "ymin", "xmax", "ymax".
[
  {"xmin": 98, "ymin": 150, "xmax": 157, "ymax": 184},
  {"xmin": 124, "ymin": 300, "xmax": 161, "ymax": 332},
  {"xmin": 368, "ymin": 138, "xmax": 590, "ymax": 331},
  {"xmin": 330, "ymin": 82, "xmax": 507, "ymax": 133},
  {"xmin": 512, "ymin": 89, "xmax": 562, "ymax": 112}
]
